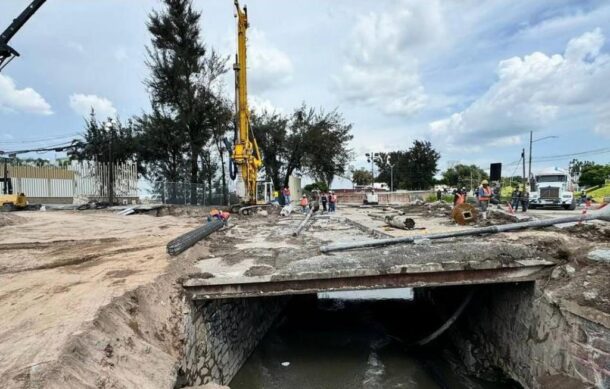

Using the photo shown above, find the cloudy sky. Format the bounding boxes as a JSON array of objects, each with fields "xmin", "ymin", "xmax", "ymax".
[{"xmin": 1, "ymin": 0, "xmax": 609, "ymax": 181}]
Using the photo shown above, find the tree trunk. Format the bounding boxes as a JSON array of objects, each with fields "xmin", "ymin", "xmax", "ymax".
[{"xmin": 190, "ymin": 149, "xmax": 198, "ymax": 205}]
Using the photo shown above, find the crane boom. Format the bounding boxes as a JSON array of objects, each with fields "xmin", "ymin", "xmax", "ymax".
[
  {"xmin": 0, "ymin": 0, "xmax": 47, "ymax": 71},
  {"xmin": 232, "ymin": 0, "xmax": 264, "ymax": 205}
]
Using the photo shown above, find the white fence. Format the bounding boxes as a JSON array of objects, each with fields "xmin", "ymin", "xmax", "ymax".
[{"xmin": 8, "ymin": 161, "xmax": 138, "ymax": 202}]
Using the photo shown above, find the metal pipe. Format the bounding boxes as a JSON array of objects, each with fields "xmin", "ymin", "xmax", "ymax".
[
  {"xmin": 293, "ymin": 208, "xmax": 313, "ymax": 237},
  {"xmin": 320, "ymin": 206, "xmax": 610, "ymax": 253},
  {"xmin": 167, "ymin": 219, "xmax": 224, "ymax": 256},
  {"xmin": 415, "ymin": 289, "xmax": 475, "ymax": 346}
]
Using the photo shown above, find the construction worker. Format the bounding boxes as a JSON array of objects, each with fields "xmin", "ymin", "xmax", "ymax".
[
  {"xmin": 511, "ymin": 187, "xmax": 522, "ymax": 211},
  {"xmin": 520, "ymin": 189, "xmax": 529, "ymax": 212},
  {"xmin": 454, "ymin": 191, "xmax": 465, "ymax": 207},
  {"xmin": 328, "ymin": 191, "xmax": 337, "ymax": 213},
  {"xmin": 321, "ymin": 192, "xmax": 328, "ymax": 212},
  {"xmin": 208, "ymin": 209, "xmax": 231, "ymax": 224},
  {"xmin": 300, "ymin": 195, "xmax": 309, "ymax": 213},
  {"xmin": 478, "ymin": 180, "xmax": 492, "ymax": 218},
  {"xmin": 282, "ymin": 186, "xmax": 291, "ymax": 206}
]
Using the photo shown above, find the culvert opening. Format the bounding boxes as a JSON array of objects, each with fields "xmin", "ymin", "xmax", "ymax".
[{"xmin": 224, "ymin": 286, "xmax": 522, "ymax": 389}]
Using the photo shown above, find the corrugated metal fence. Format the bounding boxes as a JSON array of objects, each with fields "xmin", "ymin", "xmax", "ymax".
[{"xmin": 7, "ymin": 161, "xmax": 138, "ymax": 203}]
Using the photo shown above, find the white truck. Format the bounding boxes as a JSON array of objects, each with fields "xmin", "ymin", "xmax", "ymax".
[{"xmin": 529, "ymin": 168, "xmax": 577, "ymax": 210}]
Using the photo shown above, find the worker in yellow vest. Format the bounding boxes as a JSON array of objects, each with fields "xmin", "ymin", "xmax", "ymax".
[{"xmin": 477, "ymin": 180, "xmax": 493, "ymax": 218}]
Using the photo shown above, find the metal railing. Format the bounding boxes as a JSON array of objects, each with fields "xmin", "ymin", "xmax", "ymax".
[{"xmin": 147, "ymin": 181, "xmax": 238, "ymax": 206}]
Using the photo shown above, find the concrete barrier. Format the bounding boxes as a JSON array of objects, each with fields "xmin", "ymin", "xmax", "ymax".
[{"xmin": 335, "ymin": 190, "xmax": 432, "ymax": 205}]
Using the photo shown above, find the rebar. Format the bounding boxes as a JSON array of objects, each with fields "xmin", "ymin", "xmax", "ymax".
[
  {"xmin": 167, "ymin": 219, "xmax": 224, "ymax": 256},
  {"xmin": 320, "ymin": 206, "xmax": 610, "ymax": 253}
]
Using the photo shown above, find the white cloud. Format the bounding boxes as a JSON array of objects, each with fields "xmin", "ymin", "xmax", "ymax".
[
  {"xmin": 69, "ymin": 93, "xmax": 117, "ymax": 119},
  {"xmin": 335, "ymin": 0, "xmax": 444, "ymax": 116},
  {"xmin": 248, "ymin": 29, "xmax": 293, "ymax": 93},
  {"xmin": 430, "ymin": 28, "xmax": 610, "ymax": 146},
  {"xmin": 249, "ymin": 95, "xmax": 283, "ymax": 114},
  {"xmin": 0, "ymin": 74, "xmax": 53, "ymax": 115}
]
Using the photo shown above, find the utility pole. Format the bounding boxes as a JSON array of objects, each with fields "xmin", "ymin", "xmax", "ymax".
[
  {"xmin": 522, "ymin": 148, "xmax": 526, "ymax": 190},
  {"xmin": 527, "ymin": 131, "xmax": 534, "ymax": 192},
  {"xmin": 105, "ymin": 119, "xmax": 115, "ymax": 206}
]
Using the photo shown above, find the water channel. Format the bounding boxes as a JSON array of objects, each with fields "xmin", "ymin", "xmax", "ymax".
[{"xmin": 231, "ymin": 290, "xmax": 520, "ymax": 389}]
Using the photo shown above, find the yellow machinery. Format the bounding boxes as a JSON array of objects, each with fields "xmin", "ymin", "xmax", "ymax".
[
  {"xmin": 1, "ymin": 163, "xmax": 28, "ymax": 211},
  {"xmin": 231, "ymin": 1, "xmax": 273, "ymax": 210}
]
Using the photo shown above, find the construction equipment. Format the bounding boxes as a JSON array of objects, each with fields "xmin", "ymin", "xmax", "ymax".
[
  {"xmin": 228, "ymin": 1, "xmax": 274, "ymax": 213},
  {"xmin": 0, "ymin": 0, "xmax": 47, "ymax": 71},
  {"xmin": 0, "ymin": 158, "xmax": 28, "ymax": 211},
  {"xmin": 321, "ymin": 204, "xmax": 610, "ymax": 253},
  {"xmin": 0, "ymin": 145, "xmax": 74, "ymax": 211}
]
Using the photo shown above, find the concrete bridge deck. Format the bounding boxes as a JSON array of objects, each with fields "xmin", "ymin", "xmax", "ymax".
[{"xmin": 182, "ymin": 211, "xmax": 557, "ymax": 300}]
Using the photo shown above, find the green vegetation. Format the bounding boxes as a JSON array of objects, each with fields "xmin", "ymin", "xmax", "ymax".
[
  {"xmin": 441, "ymin": 164, "xmax": 488, "ymax": 191},
  {"xmin": 588, "ymin": 185, "xmax": 610, "ymax": 203},
  {"xmin": 374, "ymin": 140, "xmax": 441, "ymax": 190}
]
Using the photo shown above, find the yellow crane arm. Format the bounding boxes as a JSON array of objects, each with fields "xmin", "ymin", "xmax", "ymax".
[{"xmin": 232, "ymin": 0, "xmax": 262, "ymax": 204}]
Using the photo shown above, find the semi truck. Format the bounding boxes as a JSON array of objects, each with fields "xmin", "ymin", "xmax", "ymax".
[{"xmin": 529, "ymin": 168, "xmax": 577, "ymax": 210}]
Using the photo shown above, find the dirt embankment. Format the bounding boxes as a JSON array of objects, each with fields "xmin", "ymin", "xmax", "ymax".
[{"xmin": 0, "ymin": 210, "xmax": 205, "ymax": 389}]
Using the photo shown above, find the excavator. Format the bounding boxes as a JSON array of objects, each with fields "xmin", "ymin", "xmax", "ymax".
[
  {"xmin": 0, "ymin": 0, "xmax": 46, "ymax": 71},
  {"xmin": 228, "ymin": 1, "xmax": 274, "ymax": 214}
]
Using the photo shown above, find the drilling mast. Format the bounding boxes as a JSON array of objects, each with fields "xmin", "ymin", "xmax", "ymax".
[{"xmin": 231, "ymin": 0, "xmax": 264, "ymax": 205}]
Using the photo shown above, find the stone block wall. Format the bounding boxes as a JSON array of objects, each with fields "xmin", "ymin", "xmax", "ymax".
[
  {"xmin": 179, "ymin": 297, "xmax": 288, "ymax": 387},
  {"xmin": 450, "ymin": 283, "xmax": 609, "ymax": 388}
]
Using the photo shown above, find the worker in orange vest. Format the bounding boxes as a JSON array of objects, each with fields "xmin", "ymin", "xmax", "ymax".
[
  {"xmin": 300, "ymin": 195, "xmax": 309, "ymax": 213},
  {"xmin": 477, "ymin": 179, "xmax": 493, "ymax": 218}
]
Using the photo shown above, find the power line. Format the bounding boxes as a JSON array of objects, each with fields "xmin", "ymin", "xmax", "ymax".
[
  {"xmin": 0, "ymin": 133, "xmax": 81, "ymax": 145},
  {"xmin": 504, "ymin": 147, "xmax": 610, "ymax": 166}
]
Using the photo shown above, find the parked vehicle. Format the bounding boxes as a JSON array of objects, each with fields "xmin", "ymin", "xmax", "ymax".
[{"xmin": 529, "ymin": 168, "xmax": 577, "ymax": 210}]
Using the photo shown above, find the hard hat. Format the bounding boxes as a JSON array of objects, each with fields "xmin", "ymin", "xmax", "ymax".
[
  {"xmin": 302, "ymin": 195, "xmax": 306, "ymax": 197},
  {"xmin": 481, "ymin": 179, "xmax": 489, "ymax": 185}
]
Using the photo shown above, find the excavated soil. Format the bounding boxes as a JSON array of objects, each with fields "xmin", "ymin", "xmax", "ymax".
[
  {"xmin": 0, "ymin": 210, "xmax": 203, "ymax": 389},
  {"xmin": 0, "ymin": 213, "xmax": 25, "ymax": 228}
]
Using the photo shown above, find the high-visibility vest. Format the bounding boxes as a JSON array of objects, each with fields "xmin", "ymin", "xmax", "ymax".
[
  {"xmin": 479, "ymin": 186, "xmax": 492, "ymax": 201},
  {"xmin": 455, "ymin": 194, "xmax": 465, "ymax": 206}
]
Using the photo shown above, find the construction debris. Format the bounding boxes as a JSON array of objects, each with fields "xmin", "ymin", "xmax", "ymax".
[
  {"xmin": 280, "ymin": 204, "xmax": 294, "ymax": 216},
  {"xmin": 292, "ymin": 208, "xmax": 314, "ymax": 237},
  {"xmin": 320, "ymin": 205, "xmax": 610, "ymax": 253},
  {"xmin": 452, "ymin": 203, "xmax": 478, "ymax": 225},
  {"xmin": 384, "ymin": 215, "xmax": 416, "ymax": 230},
  {"xmin": 167, "ymin": 219, "xmax": 224, "ymax": 256}
]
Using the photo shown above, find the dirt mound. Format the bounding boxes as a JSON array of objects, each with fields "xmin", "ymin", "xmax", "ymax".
[
  {"xmin": 0, "ymin": 213, "xmax": 25, "ymax": 228},
  {"xmin": 562, "ymin": 223, "xmax": 610, "ymax": 242},
  {"xmin": 12, "ymin": 253, "xmax": 195, "ymax": 389}
]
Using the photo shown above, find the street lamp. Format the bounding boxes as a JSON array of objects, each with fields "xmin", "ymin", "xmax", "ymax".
[
  {"xmin": 528, "ymin": 131, "xmax": 559, "ymax": 190},
  {"xmin": 105, "ymin": 118, "xmax": 115, "ymax": 206}
]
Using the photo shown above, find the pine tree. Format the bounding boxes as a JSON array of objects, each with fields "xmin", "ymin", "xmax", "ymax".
[{"xmin": 144, "ymin": 0, "xmax": 227, "ymax": 204}]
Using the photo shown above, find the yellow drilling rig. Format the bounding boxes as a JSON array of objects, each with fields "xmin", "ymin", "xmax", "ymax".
[{"xmin": 227, "ymin": 0, "xmax": 274, "ymax": 214}]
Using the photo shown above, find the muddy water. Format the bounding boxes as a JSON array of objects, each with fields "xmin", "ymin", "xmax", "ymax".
[{"xmin": 231, "ymin": 292, "xmax": 519, "ymax": 389}]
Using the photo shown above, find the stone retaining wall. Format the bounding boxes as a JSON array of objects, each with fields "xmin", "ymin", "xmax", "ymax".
[
  {"xmin": 179, "ymin": 297, "xmax": 288, "ymax": 387},
  {"xmin": 450, "ymin": 283, "xmax": 609, "ymax": 388}
]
